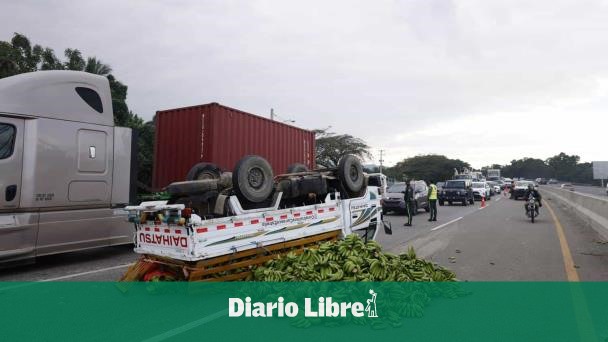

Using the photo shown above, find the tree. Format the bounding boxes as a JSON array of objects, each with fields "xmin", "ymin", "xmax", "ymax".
[
  {"xmin": 384, "ymin": 155, "xmax": 470, "ymax": 183},
  {"xmin": 85, "ymin": 57, "xmax": 112, "ymax": 75},
  {"xmin": 546, "ymin": 152, "xmax": 580, "ymax": 181},
  {"xmin": 501, "ymin": 158, "xmax": 552, "ymax": 179},
  {"xmin": 315, "ymin": 130, "xmax": 372, "ymax": 167}
]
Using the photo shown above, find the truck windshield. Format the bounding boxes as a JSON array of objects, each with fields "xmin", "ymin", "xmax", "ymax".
[
  {"xmin": 445, "ymin": 181, "xmax": 465, "ymax": 189},
  {"xmin": 388, "ymin": 184, "xmax": 406, "ymax": 193}
]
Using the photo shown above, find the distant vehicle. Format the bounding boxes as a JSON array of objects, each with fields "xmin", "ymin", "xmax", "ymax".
[
  {"xmin": 512, "ymin": 181, "xmax": 535, "ymax": 199},
  {"xmin": 436, "ymin": 181, "xmax": 445, "ymax": 192},
  {"xmin": 487, "ymin": 169, "xmax": 501, "ymax": 181},
  {"xmin": 547, "ymin": 179, "xmax": 558, "ymax": 184},
  {"xmin": 472, "ymin": 182, "xmax": 491, "ymax": 200},
  {"xmin": 561, "ymin": 183, "xmax": 575, "ymax": 191},
  {"xmin": 486, "ymin": 181, "xmax": 501, "ymax": 194},
  {"xmin": 367, "ymin": 173, "xmax": 388, "ymax": 198},
  {"xmin": 381, "ymin": 181, "xmax": 429, "ymax": 215},
  {"xmin": 439, "ymin": 179, "xmax": 475, "ymax": 206}
]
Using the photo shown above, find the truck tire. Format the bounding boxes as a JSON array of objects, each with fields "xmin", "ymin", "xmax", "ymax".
[
  {"xmin": 337, "ymin": 155, "xmax": 364, "ymax": 195},
  {"xmin": 286, "ymin": 163, "xmax": 309, "ymax": 173},
  {"xmin": 439, "ymin": 200, "xmax": 444, "ymax": 206},
  {"xmin": 186, "ymin": 162, "xmax": 221, "ymax": 181},
  {"xmin": 233, "ymin": 155, "xmax": 274, "ymax": 204}
]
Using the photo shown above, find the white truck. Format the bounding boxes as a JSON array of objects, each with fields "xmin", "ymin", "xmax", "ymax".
[
  {"xmin": 0, "ymin": 71, "xmax": 135, "ymax": 265},
  {"xmin": 125, "ymin": 186, "xmax": 387, "ymax": 262},
  {"xmin": 487, "ymin": 169, "xmax": 501, "ymax": 181},
  {"xmin": 121, "ymin": 154, "xmax": 391, "ymax": 281}
]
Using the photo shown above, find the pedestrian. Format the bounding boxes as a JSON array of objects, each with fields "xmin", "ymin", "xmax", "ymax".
[
  {"xmin": 403, "ymin": 180, "xmax": 414, "ymax": 227},
  {"xmin": 427, "ymin": 181, "xmax": 438, "ymax": 221}
]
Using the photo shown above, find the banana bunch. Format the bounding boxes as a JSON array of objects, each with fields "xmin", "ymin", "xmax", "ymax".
[{"xmin": 250, "ymin": 234, "xmax": 457, "ymax": 282}]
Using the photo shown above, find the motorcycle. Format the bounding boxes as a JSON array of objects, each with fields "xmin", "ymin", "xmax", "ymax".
[{"xmin": 526, "ymin": 193, "xmax": 539, "ymax": 223}]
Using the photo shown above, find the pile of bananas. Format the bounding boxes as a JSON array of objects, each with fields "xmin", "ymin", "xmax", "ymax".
[{"xmin": 251, "ymin": 234, "xmax": 456, "ymax": 282}]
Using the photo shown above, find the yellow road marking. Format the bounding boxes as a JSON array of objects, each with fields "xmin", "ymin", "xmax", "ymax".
[
  {"xmin": 545, "ymin": 201, "xmax": 598, "ymax": 341},
  {"xmin": 544, "ymin": 201, "xmax": 580, "ymax": 281}
]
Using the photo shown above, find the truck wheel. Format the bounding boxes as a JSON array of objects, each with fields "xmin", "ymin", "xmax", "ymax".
[
  {"xmin": 233, "ymin": 155, "xmax": 274, "ymax": 204},
  {"xmin": 382, "ymin": 208, "xmax": 388, "ymax": 215},
  {"xmin": 337, "ymin": 155, "xmax": 364, "ymax": 195},
  {"xmin": 469, "ymin": 198, "xmax": 474, "ymax": 205},
  {"xmin": 448, "ymin": 201, "xmax": 452, "ymax": 206},
  {"xmin": 286, "ymin": 163, "xmax": 309, "ymax": 173},
  {"xmin": 462, "ymin": 200, "xmax": 467, "ymax": 206},
  {"xmin": 186, "ymin": 162, "xmax": 221, "ymax": 181},
  {"xmin": 439, "ymin": 200, "xmax": 444, "ymax": 206},
  {"xmin": 424, "ymin": 205, "xmax": 430, "ymax": 212},
  {"xmin": 412, "ymin": 202, "xmax": 418, "ymax": 215}
]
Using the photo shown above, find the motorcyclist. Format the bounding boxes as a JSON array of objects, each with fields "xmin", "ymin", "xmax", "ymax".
[{"xmin": 524, "ymin": 183, "xmax": 542, "ymax": 215}]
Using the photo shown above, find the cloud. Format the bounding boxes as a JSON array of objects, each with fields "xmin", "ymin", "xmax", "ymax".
[{"xmin": 1, "ymin": 0, "xmax": 606, "ymax": 167}]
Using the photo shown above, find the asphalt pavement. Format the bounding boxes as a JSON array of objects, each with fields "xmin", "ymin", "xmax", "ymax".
[
  {"xmin": 378, "ymin": 192, "xmax": 608, "ymax": 281},
  {"xmin": 2, "ymin": 191, "xmax": 608, "ymax": 281},
  {"xmin": 547, "ymin": 183, "xmax": 607, "ymax": 198}
]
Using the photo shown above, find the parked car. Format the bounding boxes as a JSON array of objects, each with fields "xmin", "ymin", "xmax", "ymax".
[
  {"xmin": 472, "ymin": 182, "xmax": 491, "ymax": 200},
  {"xmin": 382, "ymin": 180, "xmax": 429, "ymax": 215},
  {"xmin": 561, "ymin": 183, "xmax": 575, "ymax": 191},
  {"xmin": 512, "ymin": 181, "xmax": 535, "ymax": 199},
  {"xmin": 439, "ymin": 180, "xmax": 475, "ymax": 206}
]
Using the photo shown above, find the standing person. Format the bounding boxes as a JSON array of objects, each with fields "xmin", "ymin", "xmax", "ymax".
[
  {"xmin": 403, "ymin": 180, "xmax": 414, "ymax": 227},
  {"xmin": 427, "ymin": 181, "xmax": 438, "ymax": 221}
]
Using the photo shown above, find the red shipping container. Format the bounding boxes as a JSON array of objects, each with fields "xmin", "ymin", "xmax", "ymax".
[{"xmin": 152, "ymin": 103, "xmax": 316, "ymax": 189}]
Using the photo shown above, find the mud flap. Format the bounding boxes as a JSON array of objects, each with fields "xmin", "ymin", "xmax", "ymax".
[{"xmin": 383, "ymin": 219, "xmax": 392, "ymax": 235}]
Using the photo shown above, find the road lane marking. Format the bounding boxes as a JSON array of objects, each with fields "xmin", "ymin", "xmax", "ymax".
[
  {"xmin": 141, "ymin": 309, "xmax": 227, "ymax": 342},
  {"xmin": 544, "ymin": 201, "xmax": 580, "ymax": 281},
  {"xmin": 495, "ymin": 197, "xmax": 501, "ymax": 202},
  {"xmin": 40, "ymin": 263, "xmax": 133, "ymax": 282},
  {"xmin": 431, "ymin": 217, "xmax": 463, "ymax": 231}
]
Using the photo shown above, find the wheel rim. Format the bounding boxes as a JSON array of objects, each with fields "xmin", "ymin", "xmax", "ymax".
[
  {"xmin": 349, "ymin": 165, "xmax": 359, "ymax": 182},
  {"xmin": 247, "ymin": 167, "xmax": 265, "ymax": 189}
]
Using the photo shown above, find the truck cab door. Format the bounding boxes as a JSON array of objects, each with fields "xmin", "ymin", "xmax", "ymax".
[
  {"xmin": 0, "ymin": 116, "xmax": 37, "ymax": 263},
  {"xmin": 0, "ymin": 117, "xmax": 23, "ymax": 208}
]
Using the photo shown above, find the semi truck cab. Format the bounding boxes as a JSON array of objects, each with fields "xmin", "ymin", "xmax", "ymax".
[{"xmin": 0, "ymin": 71, "xmax": 135, "ymax": 265}]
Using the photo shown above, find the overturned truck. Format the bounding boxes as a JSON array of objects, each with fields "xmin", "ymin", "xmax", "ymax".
[{"xmin": 122, "ymin": 154, "xmax": 391, "ymax": 281}]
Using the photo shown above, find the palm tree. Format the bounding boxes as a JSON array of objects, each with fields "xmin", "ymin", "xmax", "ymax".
[{"xmin": 85, "ymin": 57, "xmax": 112, "ymax": 75}]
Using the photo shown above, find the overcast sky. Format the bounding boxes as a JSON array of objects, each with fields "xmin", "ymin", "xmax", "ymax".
[{"xmin": 2, "ymin": 0, "xmax": 606, "ymax": 168}]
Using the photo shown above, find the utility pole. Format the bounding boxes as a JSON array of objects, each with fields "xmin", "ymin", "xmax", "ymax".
[
  {"xmin": 379, "ymin": 149, "xmax": 385, "ymax": 174},
  {"xmin": 270, "ymin": 108, "xmax": 275, "ymax": 121}
]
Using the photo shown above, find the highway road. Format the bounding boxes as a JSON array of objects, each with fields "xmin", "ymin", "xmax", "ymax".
[
  {"xmin": 2, "ymin": 191, "xmax": 608, "ymax": 281},
  {"xmin": 547, "ymin": 183, "xmax": 607, "ymax": 198}
]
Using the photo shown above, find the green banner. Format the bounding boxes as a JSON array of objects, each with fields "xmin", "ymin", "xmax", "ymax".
[{"xmin": 0, "ymin": 282, "xmax": 606, "ymax": 341}]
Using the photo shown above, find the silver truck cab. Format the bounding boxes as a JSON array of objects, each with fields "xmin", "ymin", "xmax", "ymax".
[{"xmin": 0, "ymin": 71, "xmax": 134, "ymax": 265}]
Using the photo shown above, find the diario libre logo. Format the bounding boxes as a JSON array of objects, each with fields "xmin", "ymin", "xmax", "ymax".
[{"xmin": 229, "ymin": 289, "xmax": 378, "ymax": 318}]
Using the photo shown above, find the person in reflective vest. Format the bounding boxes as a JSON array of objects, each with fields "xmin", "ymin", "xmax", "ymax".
[{"xmin": 427, "ymin": 181, "xmax": 438, "ymax": 222}]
